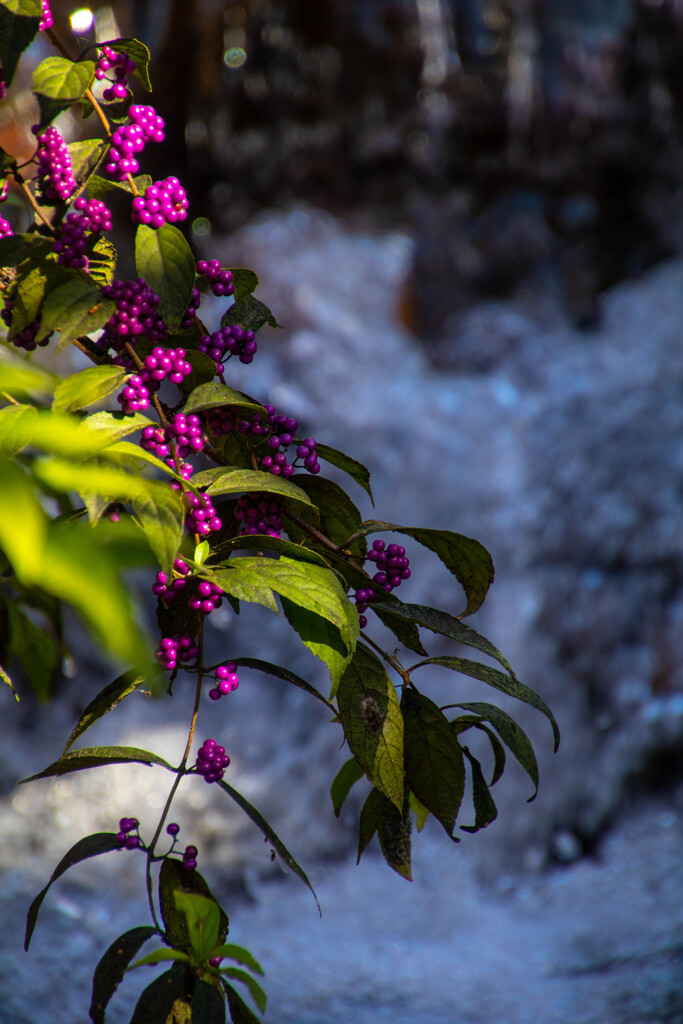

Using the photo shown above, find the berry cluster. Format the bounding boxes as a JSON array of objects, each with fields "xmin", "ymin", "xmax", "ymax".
[
  {"xmin": 155, "ymin": 634, "xmax": 199, "ymax": 671},
  {"xmin": 117, "ymin": 374, "xmax": 150, "ymax": 414},
  {"xmin": 182, "ymin": 844, "xmax": 198, "ymax": 871},
  {"xmin": 167, "ymin": 413, "xmax": 206, "ymax": 458},
  {"xmin": 367, "ymin": 539, "xmax": 411, "ymax": 590},
  {"xmin": 195, "ymin": 738, "xmax": 231, "ymax": 784},
  {"xmin": 188, "ymin": 579, "xmax": 224, "ymax": 617},
  {"xmin": 95, "ymin": 45, "xmax": 136, "ymax": 102},
  {"xmin": 198, "ymin": 324, "xmax": 257, "ymax": 369},
  {"xmin": 208, "ymin": 663, "xmax": 240, "ymax": 701},
  {"xmin": 34, "ymin": 127, "xmax": 75, "ymax": 203},
  {"xmin": 39, "ymin": 0, "xmax": 52, "ymax": 31},
  {"xmin": 195, "ymin": 260, "xmax": 235, "ymax": 297},
  {"xmin": 260, "ymin": 405, "xmax": 320, "ymax": 476},
  {"xmin": 152, "ymin": 557, "xmax": 190, "ymax": 603},
  {"xmin": 52, "ymin": 197, "xmax": 112, "ymax": 269},
  {"xmin": 0, "ymin": 218, "xmax": 12, "ymax": 239},
  {"xmin": 202, "ymin": 405, "xmax": 236, "ymax": 440},
  {"xmin": 180, "ymin": 286, "xmax": 201, "ymax": 329},
  {"xmin": 131, "ymin": 177, "xmax": 188, "ymax": 229},
  {"xmin": 101, "ymin": 279, "xmax": 166, "ymax": 350},
  {"xmin": 184, "ymin": 492, "xmax": 222, "ymax": 537},
  {"xmin": 115, "ymin": 817, "xmax": 141, "ymax": 849},
  {"xmin": 235, "ymin": 493, "xmax": 284, "ymax": 537},
  {"xmin": 104, "ymin": 106, "xmax": 164, "ymax": 180},
  {"xmin": 1, "ymin": 298, "xmax": 45, "ymax": 352}
]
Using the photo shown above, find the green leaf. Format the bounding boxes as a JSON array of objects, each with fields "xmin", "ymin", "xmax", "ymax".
[
  {"xmin": 182, "ymin": 381, "xmax": 263, "ymax": 417},
  {"xmin": 99, "ymin": 38, "xmax": 152, "ymax": 92},
  {"xmin": 348, "ymin": 522, "xmax": 493, "ymax": 617},
  {"xmin": 313, "ymin": 442, "xmax": 373, "ymax": 503},
  {"xmin": 85, "ymin": 235, "xmax": 117, "ymax": 287},
  {"xmin": 22, "ymin": 744, "xmax": 174, "ymax": 782},
  {"xmin": 451, "ymin": 701, "xmax": 539, "ymax": 799},
  {"xmin": 128, "ymin": 963, "xmax": 194, "ymax": 1024},
  {"xmin": 131, "ymin": 483, "xmax": 184, "ymax": 580},
  {"xmin": 220, "ymin": 970, "xmax": 266, "ymax": 1014},
  {"xmin": 25, "ymin": 832, "xmax": 121, "ymax": 950},
  {"xmin": 460, "ymin": 747, "xmax": 498, "ymax": 832},
  {"xmin": 287, "ymin": 475, "xmax": 366, "ymax": 560},
  {"xmin": 357, "ymin": 786, "xmax": 384, "ymax": 862},
  {"xmin": 0, "ymin": 456, "xmax": 46, "ymax": 582},
  {"xmin": 0, "ymin": 3, "xmax": 40, "ymax": 89},
  {"xmin": 229, "ymin": 657, "xmax": 335, "ymax": 712},
  {"xmin": 87, "ymin": 173, "xmax": 152, "ymax": 201},
  {"xmin": 6, "ymin": 603, "xmax": 57, "ymax": 701},
  {"xmin": 192, "ymin": 979, "xmax": 226, "ymax": 1024},
  {"xmin": 129, "ymin": 949, "xmax": 191, "ymax": 969},
  {"xmin": 451, "ymin": 719, "xmax": 506, "ymax": 787},
  {"xmin": 195, "ymin": 467, "xmax": 316, "ymax": 513},
  {"xmin": 135, "ymin": 223, "xmax": 195, "ymax": 331},
  {"xmin": 223, "ymin": 982, "xmax": 262, "ymax": 1024},
  {"xmin": 0, "ymin": 353, "xmax": 57, "ymax": 397},
  {"xmin": 201, "ymin": 565, "xmax": 278, "ymax": 614},
  {"xmin": 401, "ymin": 687, "xmax": 465, "ymax": 837},
  {"xmin": 32, "ymin": 56, "xmax": 95, "ymax": 128},
  {"xmin": 412, "ymin": 653, "xmax": 560, "ymax": 752},
  {"xmin": 194, "ymin": 539, "xmax": 210, "ymax": 564},
  {"xmin": 39, "ymin": 278, "xmax": 116, "ymax": 353},
  {"xmin": 0, "ymin": 663, "xmax": 19, "ymax": 702},
  {"xmin": 330, "ymin": 756, "xmax": 364, "ymax": 817},
  {"xmin": 409, "ymin": 790, "xmax": 430, "ymax": 831},
  {"xmin": 229, "ymin": 268, "xmax": 259, "ymax": 301},
  {"xmin": 79, "ymin": 409, "xmax": 155, "ymax": 445},
  {"xmin": 67, "ymin": 138, "xmax": 107, "ymax": 184},
  {"xmin": 173, "ymin": 892, "xmax": 220, "ymax": 963},
  {"xmin": 159, "ymin": 860, "xmax": 228, "ymax": 953},
  {"xmin": 220, "ymin": 295, "xmax": 278, "ymax": 332},
  {"xmin": 377, "ymin": 792, "xmax": 412, "ymax": 880},
  {"xmin": 217, "ymin": 780, "xmax": 320, "ymax": 912},
  {"xmin": 52, "ymin": 365, "xmax": 127, "ymax": 413},
  {"xmin": 281, "ymin": 596, "xmax": 352, "ymax": 694},
  {"xmin": 213, "ymin": 535, "xmax": 331, "ymax": 570},
  {"xmin": 62, "ymin": 671, "xmax": 148, "ymax": 755},
  {"xmin": 336, "ymin": 642, "xmax": 404, "ymax": 810},
  {"xmin": 210, "ymin": 945, "xmax": 263, "ymax": 976},
  {"xmin": 0, "ymin": 233, "xmax": 51, "ymax": 267},
  {"xmin": 10, "ymin": 263, "xmax": 52, "ymax": 333},
  {"xmin": 89, "ymin": 925, "xmax": 157, "ymax": 1024},
  {"xmin": 370, "ymin": 603, "xmax": 428, "ymax": 656}
]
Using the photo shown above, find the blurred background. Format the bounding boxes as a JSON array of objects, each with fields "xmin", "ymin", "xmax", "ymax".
[{"xmin": 1, "ymin": 2, "xmax": 683, "ymax": 1022}]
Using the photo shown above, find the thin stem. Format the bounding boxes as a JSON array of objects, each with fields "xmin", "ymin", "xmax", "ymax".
[
  {"xmin": 360, "ymin": 629, "xmax": 412, "ymax": 687},
  {"xmin": 15, "ymin": 174, "xmax": 54, "ymax": 232}
]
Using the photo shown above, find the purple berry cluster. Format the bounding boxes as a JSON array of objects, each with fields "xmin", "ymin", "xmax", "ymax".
[
  {"xmin": 198, "ymin": 324, "xmax": 257, "ymax": 369},
  {"xmin": 0, "ymin": 218, "xmax": 12, "ymax": 238},
  {"xmin": 155, "ymin": 634, "xmax": 199, "ymax": 671},
  {"xmin": 354, "ymin": 540, "xmax": 411, "ymax": 627},
  {"xmin": 180, "ymin": 286, "xmax": 201, "ymax": 329},
  {"xmin": 39, "ymin": 0, "xmax": 52, "ymax": 31},
  {"xmin": 95, "ymin": 45, "xmax": 136, "ymax": 102},
  {"xmin": 195, "ymin": 738, "xmax": 230, "ymax": 784},
  {"xmin": 117, "ymin": 374, "xmax": 150, "ymax": 413},
  {"xmin": 201, "ymin": 405, "xmax": 236, "ymax": 440},
  {"xmin": 104, "ymin": 105, "xmax": 165, "ymax": 180},
  {"xmin": 195, "ymin": 260, "xmax": 235, "ymax": 297},
  {"xmin": 235, "ymin": 493, "xmax": 284, "ymax": 537},
  {"xmin": 167, "ymin": 413, "xmax": 206, "ymax": 458},
  {"xmin": 184, "ymin": 492, "xmax": 222, "ymax": 538},
  {"xmin": 34, "ymin": 127, "xmax": 75, "ymax": 203},
  {"xmin": 188, "ymin": 579, "xmax": 224, "ymax": 617},
  {"xmin": 259, "ymin": 405, "xmax": 320, "ymax": 477},
  {"xmin": 131, "ymin": 177, "xmax": 188, "ymax": 229},
  {"xmin": 208, "ymin": 662, "xmax": 240, "ymax": 700},
  {"xmin": 115, "ymin": 817, "xmax": 141, "ymax": 849},
  {"xmin": 52, "ymin": 197, "xmax": 112, "ymax": 269},
  {"xmin": 1, "ymin": 298, "xmax": 45, "ymax": 352},
  {"xmin": 182, "ymin": 844, "xmax": 198, "ymax": 871},
  {"xmin": 152, "ymin": 557, "xmax": 190, "ymax": 603},
  {"xmin": 101, "ymin": 279, "xmax": 166, "ymax": 350}
]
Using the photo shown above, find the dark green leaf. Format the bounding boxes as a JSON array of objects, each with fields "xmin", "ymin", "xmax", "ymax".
[
  {"xmin": 330, "ymin": 756, "xmax": 364, "ymax": 816},
  {"xmin": 223, "ymin": 981, "xmax": 262, "ymax": 1024},
  {"xmin": 51, "ymin": 366, "xmax": 127, "ymax": 414},
  {"xmin": 313, "ymin": 442, "xmax": 373, "ymax": 503},
  {"xmin": 220, "ymin": 970, "xmax": 266, "ymax": 1014},
  {"xmin": 0, "ymin": 4, "xmax": 40, "ymax": 89},
  {"xmin": 357, "ymin": 786, "xmax": 384, "ymax": 862},
  {"xmin": 22, "ymin": 745, "xmax": 174, "ymax": 782},
  {"xmin": 89, "ymin": 925, "xmax": 157, "ymax": 1024},
  {"xmin": 87, "ymin": 173, "xmax": 152, "ymax": 201},
  {"xmin": 99, "ymin": 38, "xmax": 152, "ymax": 92},
  {"xmin": 67, "ymin": 138, "xmax": 107, "ymax": 184},
  {"xmin": 401, "ymin": 687, "xmax": 465, "ymax": 837},
  {"xmin": 62, "ymin": 671, "xmax": 149, "ymax": 755},
  {"xmin": 229, "ymin": 657, "xmax": 335, "ymax": 712},
  {"xmin": 286, "ymin": 475, "xmax": 366, "ymax": 560},
  {"xmin": 336, "ymin": 642, "xmax": 404, "ymax": 809},
  {"xmin": 128, "ymin": 963, "xmax": 194, "ymax": 1024},
  {"xmin": 135, "ymin": 222, "xmax": 195, "ymax": 331},
  {"xmin": 178, "ymin": 350, "xmax": 217, "ymax": 395},
  {"xmin": 229, "ymin": 268, "xmax": 259, "ymax": 301},
  {"xmin": 452, "ymin": 701, "xmax": 539, "ymax": 799},
  {"xmin": 0, "ymin": 233, "xmax": 51, "ymax": 267},
  {"xmin": 412, "ymin": 653, "xmax": 560, "ymax": 752},
  {"xmin": 217, "ymin": 780, "xmax": 320, "ymax": 912},
  {"xmin": 192, "ymin": 980, "xmax": 226, "ymax": 1024},
  {"xmin": 6, "ymin": 603, "xmax": 57, "ymax": 701},
  {"xmin": 212, "ymin": 535, "xmax": 332, "ymax": 570},
  {"xmin": 378, "ymin": 792, "xmax": 412, "ymax": 880},
  {"xmin": 182, "ymin": 382, "xmax": 263, "ymax": 417},
  {"xmin": 39, "ymin": 278, "xmax": 116, "ymax": 353},
  {"xmin": 369, "ymin": 603, "xmax": 428, "ymax": 656},
  {"xmin": 25, "ymin": 833, "xmax": 121, "ymax": 950},
  {"xmin": 33, "ymin": 56, "xmax": 95, "ymax": 128},
  {"xmin": 159, "ymin": 859, "xmax": 228, "ymax": 954},
  {"xmin": 460, "ymin": 747, "xmax": 498, "ymax": 832},
  {"xmin": 220, "ymin": 295, "xmax": 278, "ymax": 332},
  {"xmin": 173, "ymin": 891, "xmax": 220, "ymax": 963}
]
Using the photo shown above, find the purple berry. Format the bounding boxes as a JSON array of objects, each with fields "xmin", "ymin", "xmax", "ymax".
[{"xmin": 166, "ymin": 823, "xmax": 180, "ymax": 836}]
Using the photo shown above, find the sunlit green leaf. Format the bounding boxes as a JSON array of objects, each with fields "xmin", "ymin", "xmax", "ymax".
[
  {"xmin": 51, "ymin": 365, "xmax": 127, "ymax": 413},
  {"xmin": 182, "ymin": 381, "xmax": 263, "ymax": 417},
  {"xmin": 173, "ymin": 892, "xmax": 220, "ymax": 963},
  {"xmin": 159, "ymin": 859, "xmax": 229, "ymax": 953},
  {"xmin": 32, "ymin": 56, "xmax": 95, "ymax": 128}
]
